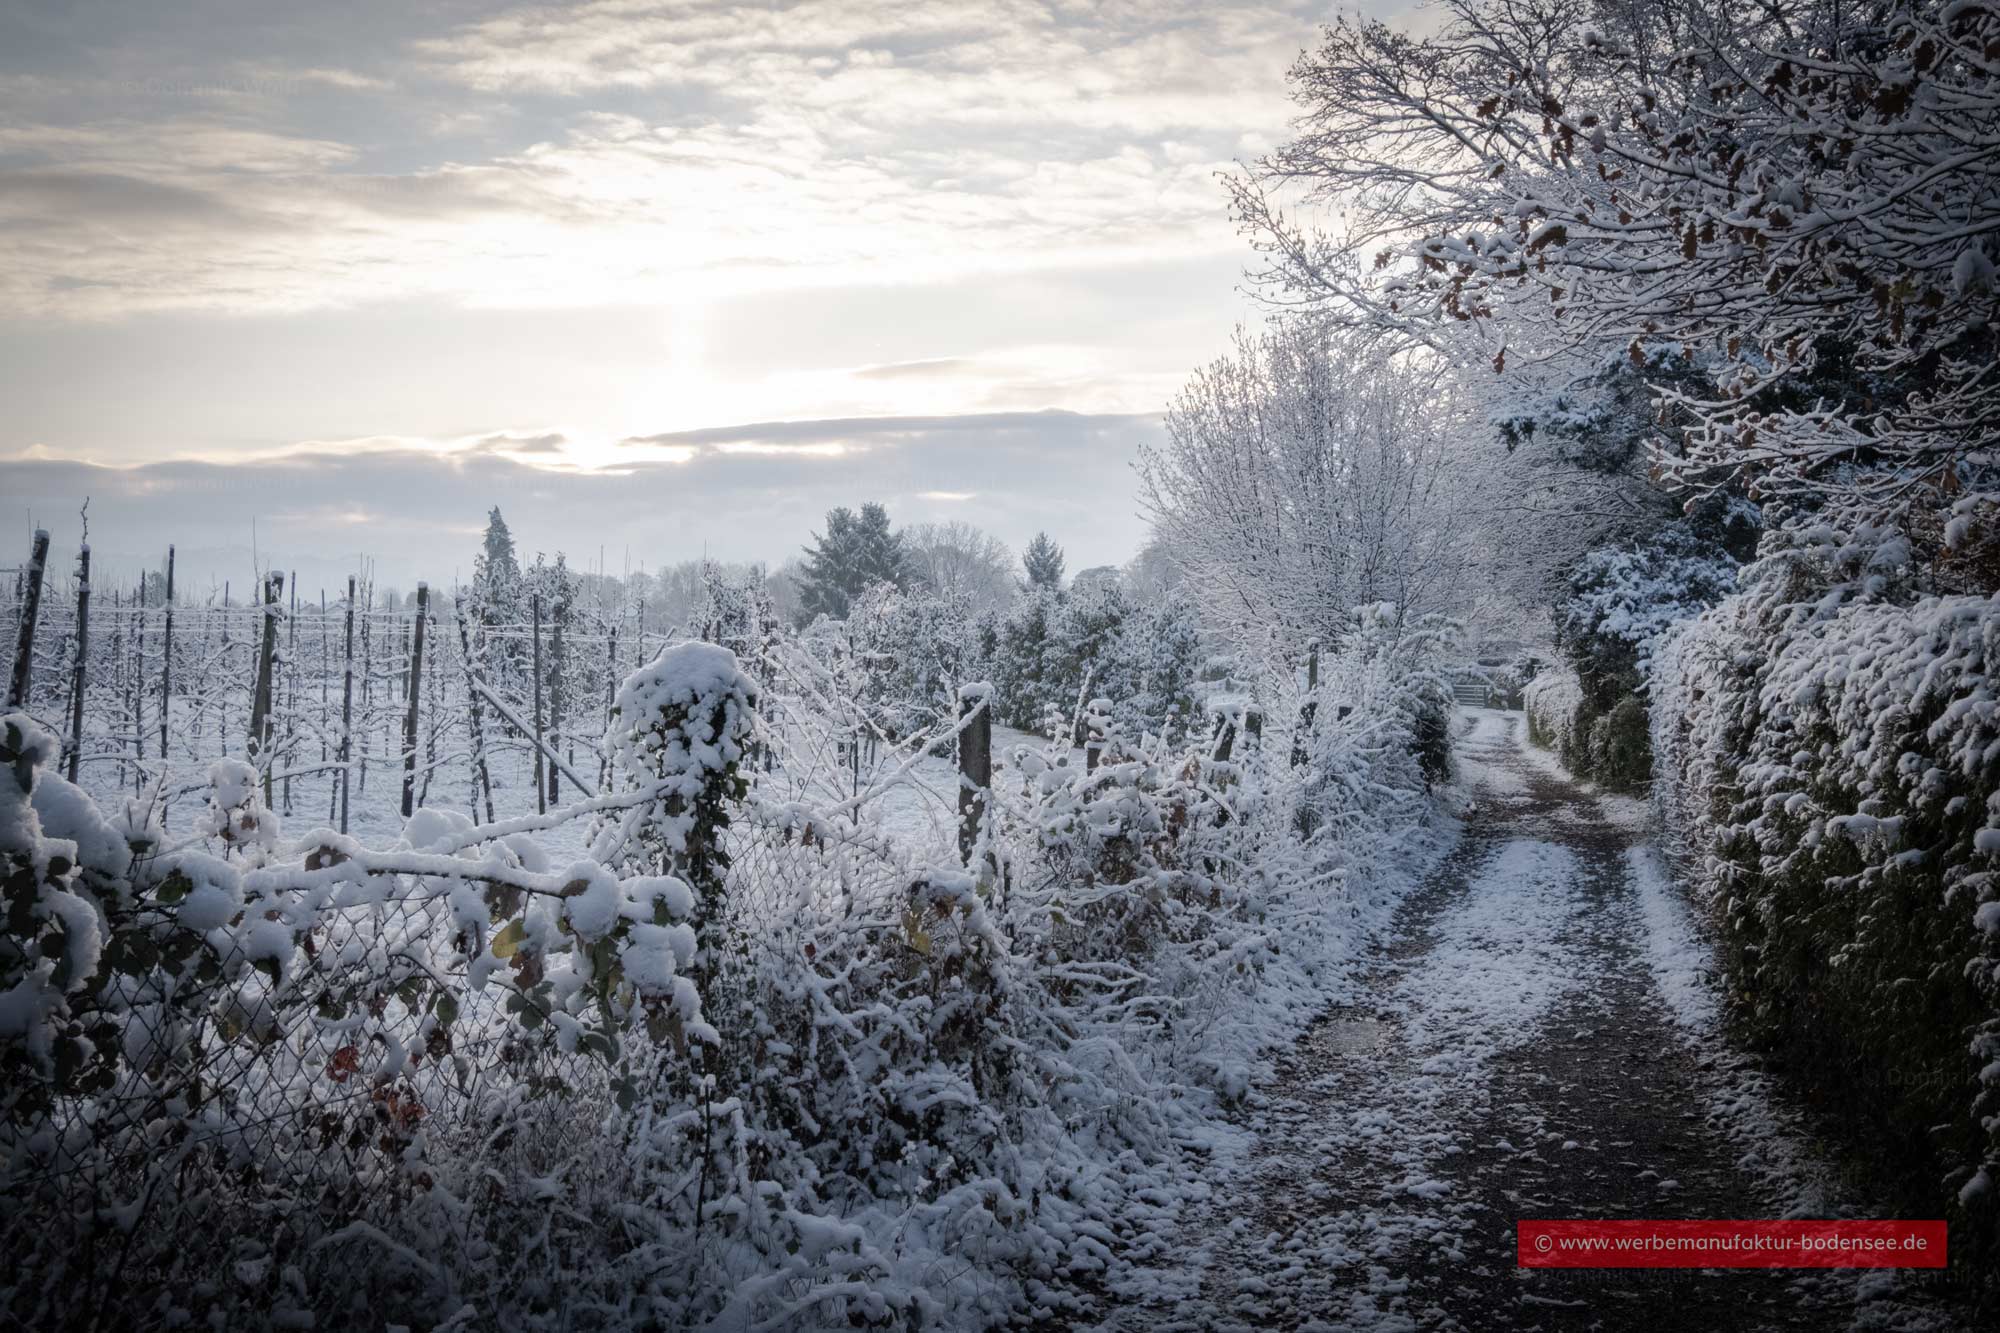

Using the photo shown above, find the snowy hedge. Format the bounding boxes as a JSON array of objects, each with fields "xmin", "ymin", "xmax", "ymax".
[
  {"xmin": 1523, "ymin": 666, "xmax": 1585, "ymax": 759},
  {"xmin": 1652, "ymin": 556, "xmax": 2000, "ymax": 1272}
]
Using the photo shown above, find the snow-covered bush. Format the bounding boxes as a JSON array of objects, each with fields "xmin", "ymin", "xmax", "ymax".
[
  {"xmin": 3, "ymin": 596, "xmax": 1457, "ymax": 1330},
  {"xmin": 1555, "ymin": 518, "xmax": 1747, "ymax": 687},
  {"xmin": 845, "ymin": 581, "xmax": 977, "ymax": 737},
  {"xmin": 1523, "ymin": 665, "xmax": 1584, "ymax": 759},
  {"xmin": 1527, "ymin": 513, "xmax": 1752, "ymax": 788},
  {"xmin": 1652, "ymin": 558, "xmax": 2000, "ymax": 1275},
  {"xmin": 2, "ymin": 666, "xmax": 734, "ymax": 1330}
]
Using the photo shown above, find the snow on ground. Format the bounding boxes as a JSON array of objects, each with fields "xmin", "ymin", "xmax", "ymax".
[{"xmin": 1086, "ymin": 710, "xmax": 1968, "ymax": 1331}]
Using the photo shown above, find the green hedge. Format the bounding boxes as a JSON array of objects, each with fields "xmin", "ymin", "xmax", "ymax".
[{"xmin": 1652, "ymin": 557, "xmax": 2000, "ymax": 1289}]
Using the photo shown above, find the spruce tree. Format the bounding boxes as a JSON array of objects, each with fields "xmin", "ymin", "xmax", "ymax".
[
  {"xmin": 852, "ymin": 502, "xmax": 908, "ymax": 591},
  {"xmin": 472, "ymin": 507, "xmax": 522, "ymax": 627},
  {"xmin": 798, "ymin": 506, "xmax": 860, "ymax": 622},
  {"xmin": 797, "ymin": 502, "xmax": 907, "ymax": 622},
  {"xmin": 1022, "ymin": 532, "xmax": 1065, "ymax": 591}
]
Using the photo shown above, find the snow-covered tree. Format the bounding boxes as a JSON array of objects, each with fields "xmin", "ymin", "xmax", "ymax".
[
  {"xmin": 1233, "ymin": 0, "xmax": 2000, "ymax": 581},
  {"xmin": 1142, "ymin": 317, "xmax": 1485, "ymax": 655},
  {"xmin": 1021, "ymin": 532, "xmax": 1066, "ymax": 591},
  {"xmin": 471, "ymin": 506, "xmax": 523, "ymax": 629},
  {"xmin": 903, "ymin": 520, "xmax": 1014, "ymax": 613},
  {"xmin": 796, "ymin": 502, "xmax": 907, "ymax": 622}
]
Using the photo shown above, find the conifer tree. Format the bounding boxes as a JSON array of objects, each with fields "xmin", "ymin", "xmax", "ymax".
[
  {"xmin": 1022, "ymin": 532, "xmax": 1065, "ymax": 591},
  {"xmin": 797, "ymin": 502, "xmax": 908, "ymax": 621}
]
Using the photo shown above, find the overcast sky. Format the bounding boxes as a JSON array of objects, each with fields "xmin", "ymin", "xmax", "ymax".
[{"xmin": 0, "ymin": 0, "xmax": 1407, "ymax": 591}]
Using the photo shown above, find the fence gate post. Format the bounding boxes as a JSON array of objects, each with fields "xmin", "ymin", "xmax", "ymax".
[
  {"xmin": 6, "ymin": 529, "xmax": 49, "ymax": 711},
  {"xmin": 957, "ymin": 683, "xmax": 992, "ymax": 868}
]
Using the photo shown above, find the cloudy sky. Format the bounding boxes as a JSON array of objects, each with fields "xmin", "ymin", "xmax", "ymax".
[{"xmin": 0, "ymin": 0, "xmax": 1401, "ymax": 591}]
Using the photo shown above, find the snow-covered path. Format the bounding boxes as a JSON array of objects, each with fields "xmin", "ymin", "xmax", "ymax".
[{"xmin": 1088, "ymin": 709, "xmax": 1955, "ymax": 1332}]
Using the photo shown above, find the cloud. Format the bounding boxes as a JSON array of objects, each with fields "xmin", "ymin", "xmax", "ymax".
[
  {"xmin": 1, "ymin": 410, "xmax": 1161, "ymax": 590},
  {"xmin": 474, "ymin": 431, "xmax": 568, "ymax": 455},
  {"xmin": 0, "ymin": 1, "xmax": 1316, "ymax": 318},
  {"xmin": 852, "ymin": 357, "xmax": 973, "ymax": 380}
]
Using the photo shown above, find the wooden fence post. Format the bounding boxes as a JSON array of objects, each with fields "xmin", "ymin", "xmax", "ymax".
[
  {"xmin": 532, "ymin": 592, "xmax": 547, "ymax": 816},
  {"xmin": 1292, "ymin": 638, "xmax": 1320, "ymax": 769},
  {"xmin": 957, "ymin": 684, "xmax": 992, "ymax": 867},
  {"xmin": 401, "ymin": 582, "xmax": 427, "ymax": 818},
  {"xmin": 7, "ymin": 529, "xmax": 49, "ymax": 710},
  {"xmin": 65, "ymin": 542, "xmax": 92, "ymax": 783},
  {"xmin": 249, "ymin": 570, "xmax": 283, "ymax": 804},
  {"xmin": 1084, "ymin": 696, "xmax": 1111, "ymax": 772}
]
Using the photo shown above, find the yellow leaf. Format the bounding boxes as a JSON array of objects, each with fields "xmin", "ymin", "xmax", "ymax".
[
  {"xmin": 492, "ymin": 918, "xmax": 527, "ymax": 959},
  {"xmin": 901, "ymin": 908, "xmax": 932, "ymax": 956}
]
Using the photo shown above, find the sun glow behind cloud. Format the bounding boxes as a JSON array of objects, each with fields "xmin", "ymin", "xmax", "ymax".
[{"xmin": 0, "ymin": 0, "xmax": 1379, "ymax": 579}]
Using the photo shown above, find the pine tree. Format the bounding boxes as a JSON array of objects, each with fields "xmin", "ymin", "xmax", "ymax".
[
  {"xmin": 1022, "ymin": 532, "xmax": 1065, "ymax": 591},
  {"xmin": 797, "ymin": 502, "xmax": 907, "ymax": 622}
]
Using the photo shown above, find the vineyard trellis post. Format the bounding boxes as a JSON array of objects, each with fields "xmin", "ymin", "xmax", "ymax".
[
  {"xmin": 64, "ymin": 541, "xmax": 91, "ymax": 783},
  {"xmin": 159, "ymin": 545, "xmax": 175, "ymax": 761},
  {"xmin": 337, "ymin": 575, "xmax": 355, "ymax": 834},
  {"xmin": 457, "ymin": 604, "xmax": 496, "ymax": 822},
  {"xmin": 284, "ymin": 570, "xmax": 298, "ymax": 813},
  {"xmin": 318, "ymin": 588, "xmax": 328, "ymax": 771},
  {"xmin": 249, "ymin": 570, "xmax": 283, "ymax": 805},
  {"xmin": 6, "ymin": 528, "xmax": 49, "ymax": 710},
  {"xmin": 548, "ymin": 596, "xmax": 564, "ymax": 808},
  {"xmin": 357, "ymin": 585, "xmax": 371, "ymax": 796},
  {"xmin": 401, "ymin": 581, "xmax": 427, "ymax": 819},
  {"xmin": 532, "ymin": 591, "xmax": 546, "ymax": 816}
]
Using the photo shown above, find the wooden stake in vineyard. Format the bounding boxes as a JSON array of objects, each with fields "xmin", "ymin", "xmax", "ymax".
[
  {"xmin": 248, "ymin": 570, "xmax": 283, "ymax": 804},
  {"xmin": 548, "ymin": 597, "xmax": 565, "ymax": 807},
  {"xmin": 457, "ymin": 605, "xmax": 496, "ymax": 822},
  {"xmin": 6, "ymin": 529, "xmax": 49, "ymax": 711},
  {"xmin": 532, "ymin": 592, "xmax": 547, "ymax": 816},
  {"xmin": 401, "ymin": 582, "xmax": 427, "ymax": 819},
  {"xmin": 284, "ymin": 570, "xmax": 298, "ymax": 813},
  {"xmin": 337, "ymin": 576, "xmax": 355, "ymax": 834},
  {"xmin": 65, "ymin": 539, "xmax": 92, "ymax": 784}
]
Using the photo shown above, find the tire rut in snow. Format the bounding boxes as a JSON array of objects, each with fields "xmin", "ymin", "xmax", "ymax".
[{"xmin": 1083, "ymin": 710, "xmax": 1950, "ymax": 1332}]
